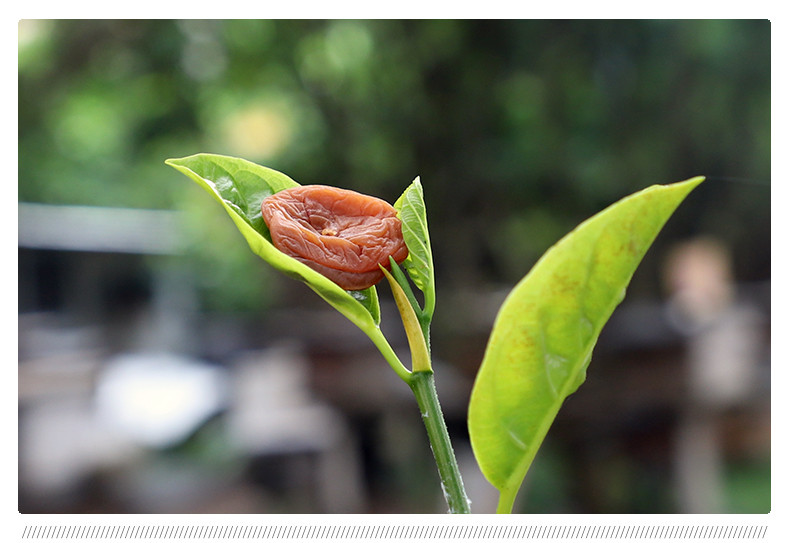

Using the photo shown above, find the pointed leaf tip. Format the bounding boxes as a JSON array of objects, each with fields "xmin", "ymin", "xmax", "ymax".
[{"xmin": 468, "ymin": 176, "xmax": 703, "ymax": 513}]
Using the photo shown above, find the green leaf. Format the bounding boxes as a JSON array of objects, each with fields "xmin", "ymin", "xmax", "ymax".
[
  {"xmin": 165, "ymin": 153, "xmax": 381, "ymax": 328},
  {"xmin": 394, "ymin": 177, "xmax": 436, "ymax": 319},
  {"xmin": 349, "ymin": 289, "xmax": 381, "ymax": 326},
  {"xmin": 467, "ymin": 177, "xmax": 704, "ymax": 513}
]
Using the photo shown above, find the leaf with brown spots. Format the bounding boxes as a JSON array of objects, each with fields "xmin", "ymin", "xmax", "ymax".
[{"xmin": 468, "ymin": 177, "xmax": 704, "ymax": 513}]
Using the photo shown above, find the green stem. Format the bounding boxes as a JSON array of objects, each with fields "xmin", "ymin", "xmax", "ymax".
[
  {"xmin": 366, "ymin": 326, "xmax": 412, "ymax": 383},
  {"xmin": 408, "ymin": 370, "xmax": 471, "ymax": 514},
  {"xmin": 382, "ymin": 263, "xmax": 467, "ymax": 512},
  {"xmin": 496, "ymin": 486, "xmax": 518, "ymax": 514}
]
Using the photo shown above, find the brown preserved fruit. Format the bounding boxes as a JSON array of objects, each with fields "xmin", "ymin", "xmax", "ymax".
[{"xmin": 261, "ymin": 185, "xmax": 409, "ymax": 290}]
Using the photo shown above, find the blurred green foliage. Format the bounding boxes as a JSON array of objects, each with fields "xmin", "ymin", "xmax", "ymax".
[
  {"xmin": 723, "ymin": 459, "xmax": 771, "ymax": 513},
  {"xmin": 18, "ymin": 20, "xmax": 770, "ymax": 310}
]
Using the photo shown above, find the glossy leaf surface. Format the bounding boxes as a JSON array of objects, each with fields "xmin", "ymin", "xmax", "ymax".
[
  {"xmin": 165, "ymin": 153, "xmax": 381, "ymax": 327},
  {"xmin": 394, "ymin": 177, "xmax": 436, "ymax": 319},
  {"xmin": 467, "ymin": 177, "xmax": 704, "ymax": 513}
]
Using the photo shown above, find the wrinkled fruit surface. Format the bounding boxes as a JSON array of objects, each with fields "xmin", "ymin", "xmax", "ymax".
[{"xmin": 261, "ymin": 185, "xmax": 409, "ymax": 290}]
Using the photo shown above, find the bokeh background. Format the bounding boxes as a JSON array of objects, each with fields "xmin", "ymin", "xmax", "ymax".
[{"xmin": 18, "ymin": 19, "xmax": 770, "ymax": 514}]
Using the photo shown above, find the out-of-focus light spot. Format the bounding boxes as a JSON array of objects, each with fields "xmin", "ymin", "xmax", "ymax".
[
  {"xmin": 222, "ymin": 102, "xmax": 294, "ymax": 161},
  {"xmin": 182, "ymin": 39, "xmax": 227, "ymax": 81},
  {"xmin": 19, "ymin": 20, "xmax": 54, "ymax": 74},
  {"xmin": 95, "ymin": 353, "xmax": 227, "ymax": 449},
  {"xmin": 296, "ymin": 22, "xmax": 373, "ymax": 89},
  {"xmin": 18, "ymin": 19, "xmax": 51, "ymax": 47},
  {"xmin": 51, "ymin": 93, "xmax": 126, "ymax": 159},
  {"xmin": 325, "ymin": 21, "xmax": 373, "ymax": 74},
  {"xmin": 178, "ymin": 20, "xmax": 227, "ymax": 82}
]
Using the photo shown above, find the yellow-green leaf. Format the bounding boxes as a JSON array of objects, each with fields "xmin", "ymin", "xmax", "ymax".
[
  {"xmin": 394, "ymin": 177, "xmax": 436, "ymax": 319},
  {"xmin": 467, "ymin": 177, "xmax": 704, "ymax": 513},
  {"xmin": 381, "ymin": 266, "xmax": 431, "ymax": 373}
]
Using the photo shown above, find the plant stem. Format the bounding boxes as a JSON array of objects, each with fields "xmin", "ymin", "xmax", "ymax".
[
  {"xmin": 496, "ymin": 486, "xmax": 518, "ymax": 514},
  {"xmin": 366, "ymin": 327, "xmax": 412, "ymax": 383},
  {"xmin": 381, "ymin": 264, "xmax": 467, "ymax": 512},
  {"xmin": 408, "ymin": 370, "xmax": 471, "ymax": 514}
]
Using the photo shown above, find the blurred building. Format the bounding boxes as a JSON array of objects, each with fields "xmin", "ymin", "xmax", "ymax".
[
  {"xmin": 18, "ymin": 19, "xmax": 770, "ymax": 514},
  {"xmin": 18, "ymin": 203, "xmax": 770, "ymax": 514}
]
